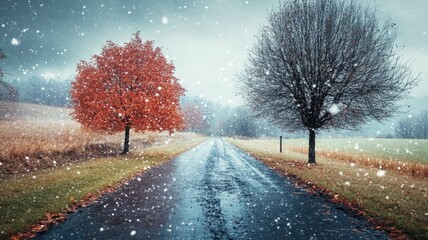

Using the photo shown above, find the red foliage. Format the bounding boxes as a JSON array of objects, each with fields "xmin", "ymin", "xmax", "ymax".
[{"xmin": 71, "ymin": 32, "xmax": 185, "ymax": 136}]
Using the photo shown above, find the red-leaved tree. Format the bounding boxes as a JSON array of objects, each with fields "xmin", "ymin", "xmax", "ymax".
[{"xmin": 71, "ymin": 32, "xmax": 185, "ymax": 154}]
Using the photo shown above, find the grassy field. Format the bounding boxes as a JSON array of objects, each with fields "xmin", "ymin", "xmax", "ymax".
[
  {"xmin": 281, "ymin": 138, "xmax": 428, "ymax": 163},
  {"xmin": 228, "ymin": 138, "xmax": 428, "ymax": 240},
  {"xmin": 257, "ymin": 138, "xmax": 428, "ymax": 178}
]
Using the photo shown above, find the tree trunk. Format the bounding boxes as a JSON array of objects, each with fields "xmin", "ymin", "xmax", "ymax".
[
  {"xmin": 424, "ymin": 126, "xmax": 428, "ymax": 139},
  {"xmin": 122, "ymin": 125, "xmax": 131, "ymax": 154},
  {"xmin": 308, "ymin": 128, "xmax": 316, "ymax": 164}
]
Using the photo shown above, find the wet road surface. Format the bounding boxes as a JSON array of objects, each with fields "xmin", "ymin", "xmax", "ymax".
[{"xmin": 36, "ymin": 138, "xmax": 388, "ymax": 239}]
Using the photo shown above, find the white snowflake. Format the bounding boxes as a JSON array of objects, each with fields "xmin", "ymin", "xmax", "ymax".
[
  {"xmin": 376, "ymin": 170, "xmax": 386, "ymax": 177},
  {"xmin": 162, "ymin": 16, "xmax": 169, "ymax": 25},
  {"xmin": 11, "ymin": 38, "xmax": 20, "ymax": 45},
  {"xmin": 328, "ymin": 104, "xmax": 340, "ymax": 115}
]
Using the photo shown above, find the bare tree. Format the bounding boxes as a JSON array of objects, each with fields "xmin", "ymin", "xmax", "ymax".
[
  {"xmin": 239, "ymin": 0, "xmax": 418, "ymax": 163},
  {"xmin": 395, "ymin": 118, "xmax": 414, "ymax": 139},
  {"xmin": 223, "ymin": 107, "xmax": 259, "ymax": 138},
  {"xmin": 395, "ymin": 111, "xmax": 428, "ymax": 139},
  {"xmin": 420, "ymin": 111, "xmax": 428, "ymax": 139},
  {"xmin": 0, "ymin": 49, "xmax": 19, "ymax": 103}
]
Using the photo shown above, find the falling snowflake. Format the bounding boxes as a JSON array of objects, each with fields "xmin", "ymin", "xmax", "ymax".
[
  {"xmin": 130, "ymin": 230, "xmax": 136, "ymax": 236},
  {"xmin": 328, "ymin": 104, "xmax": 340, "ymax": 115},
  {"xmin": 376, "ymin": 170, "xmax": 386, "ymax": 177},
  {"xmin": 161, "ymin": 16, "xmax": 169, "ymax": 25},
  {"xmin": 11, "ymin": 38, "xmax": 20, "ymax": 45},
  {"xmin": 264, "ymin": 69, "xmax": 270, "ymax": 75},
  {"xmin": 354, "ymin": 143, "xmax": 360, "ymax": 150}
]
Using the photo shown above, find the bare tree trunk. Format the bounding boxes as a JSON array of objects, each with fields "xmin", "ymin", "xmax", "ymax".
[
  {"xmin": 308, "ymin": 128, "xmax": 316, "ymax": 164},
  {"xmin": 122, "ymin": 125, "xmax": 131, "ymax": 154},
  {"xmin": 424, "ymin": 124, "xmax": 428, "ymax": 139}
]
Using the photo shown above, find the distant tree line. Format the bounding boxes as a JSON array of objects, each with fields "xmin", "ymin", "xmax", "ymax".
[
  {"xmin": 7, "ymin": 76, "xmax": 71, "ymax": 106},
  {"xmin": 181, "ymin": 96, "xmax": 282, "ymax": 137},
  {"xmin": 0, "ymin": 49, "xmax": 19, "ymax": 103},
  {"xmin": 395, "ymin": 111, "xmax": 428, "ymax": 139},
  {"xmin": 222, "ymin": 107, "xmax": 282, "ymax": 138},
  {"xmin": 181, "ymin": 96, "xmax": 214, "ymax": 135},
  {"xmin": 222, "ymin": 107, "xmax": 258, "ymax": 137}
]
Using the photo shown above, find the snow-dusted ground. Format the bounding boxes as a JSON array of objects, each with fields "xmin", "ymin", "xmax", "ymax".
[{"xmin": 36, "ymin": 138, "xmax": 387, "ymax": 239}]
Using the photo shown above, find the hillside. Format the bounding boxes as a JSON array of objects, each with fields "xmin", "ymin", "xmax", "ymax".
[
  {"xmin": 0, "ymin": 102, "xmax": 198, "ymax": 176},
  {"xmin": 0, "ymin": 102, "xmax": 73, "ymax": 121}
]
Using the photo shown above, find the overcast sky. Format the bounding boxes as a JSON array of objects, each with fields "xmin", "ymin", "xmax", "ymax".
[{"xmin": 1, "ymin": 0, "xmax": 427, "ymax": 108}]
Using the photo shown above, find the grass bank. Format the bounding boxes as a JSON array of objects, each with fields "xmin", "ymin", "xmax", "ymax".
[
  {"xmin": 0, "ymin": 137, "xmax": 206, "ymax": 239},
  {"xmin": 227, "ymin": 138, "xmax": 428, "ymax": 240}
]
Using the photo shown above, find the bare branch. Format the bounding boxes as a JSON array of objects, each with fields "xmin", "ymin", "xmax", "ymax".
[
  {"xmin": 239, "ymin": 0, "xmax": 417, "ymax": 132},
  {"xmin": 238, "ymin": 0, "xmax": 418, "ymax": 163}
]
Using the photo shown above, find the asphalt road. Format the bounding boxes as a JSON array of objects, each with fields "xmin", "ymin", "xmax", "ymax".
[{"xmin": 36, "ymin": 138, "xmax": 388, "ymax": 239}]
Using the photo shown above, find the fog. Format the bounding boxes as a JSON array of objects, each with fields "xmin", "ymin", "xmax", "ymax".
[{"xmin": 1, "ymin": 0, "xmax": 427, "ymax": 135}]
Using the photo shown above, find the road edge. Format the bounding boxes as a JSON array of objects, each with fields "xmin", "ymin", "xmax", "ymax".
[
  {"xmin": 226, "ymin": 139, "xmax": 411, "ymax": 240},
  {"xmin": 9, "ymin": 138, "xmax": 209, "ymax": 240}
]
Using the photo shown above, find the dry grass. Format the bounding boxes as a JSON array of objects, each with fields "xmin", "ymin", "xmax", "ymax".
[
  {"xmin": 0, "ymin": 102, "xmax": 200, "ymax": 176},
  {"xmin": 227, "ymin": 138, "xmax": 428, "ymax": 240},
  {"xmin": 290, "ymin": 146, "xmax": 428, "ymax": 178}
]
